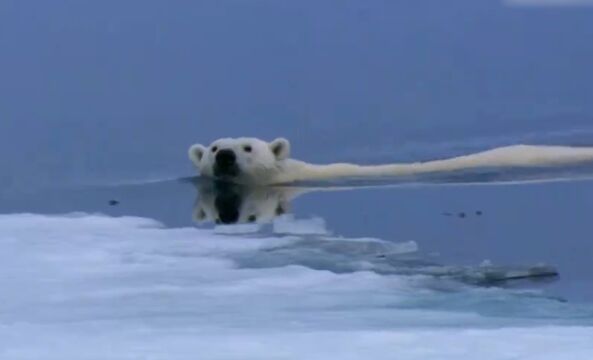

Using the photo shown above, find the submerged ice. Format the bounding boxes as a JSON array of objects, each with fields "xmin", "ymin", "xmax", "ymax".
[{"xmin": 1, "ymin": 213, "xmax": 593, "ymax": 360}]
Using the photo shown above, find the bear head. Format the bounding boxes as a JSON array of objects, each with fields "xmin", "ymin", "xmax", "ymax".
[{"xmin": 188, "ymin": 137, "xmax": 290, "ymax": 184}]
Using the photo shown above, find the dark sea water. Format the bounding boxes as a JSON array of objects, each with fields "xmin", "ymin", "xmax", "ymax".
[{"xmin": 1, "ymin": 1, "xmax": 593, "ymax": 359}]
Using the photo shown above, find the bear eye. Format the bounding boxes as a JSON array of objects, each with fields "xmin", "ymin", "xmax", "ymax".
[
  {"xmin": 247, "ymin": 215, "xmax": 257, "ymax": 223},
  {"xmin": 243, "ymin": 145, "xmax": 252, "ymax": 153},
  {"xmin": 211, "ymin": 146, "xmax": 218, "ymax": 153}
]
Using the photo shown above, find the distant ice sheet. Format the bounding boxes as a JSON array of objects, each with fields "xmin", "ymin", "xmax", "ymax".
[
  {"xmin": 3, "ymin": 326, "xmax": 593, "ymax": 360},
  {"xmin": 1, "ymin": 213, "xmax": 592, "ymax": 359}
]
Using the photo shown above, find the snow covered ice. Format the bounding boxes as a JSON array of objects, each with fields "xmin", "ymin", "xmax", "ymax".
[{"xmin": 1, "ymin": 213, "xmax": 593, "ymax": 360}]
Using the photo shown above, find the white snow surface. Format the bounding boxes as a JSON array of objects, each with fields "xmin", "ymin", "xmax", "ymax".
[{"xmin": 1, "ymin": 213, "xmax": 592, "ymax": 360}]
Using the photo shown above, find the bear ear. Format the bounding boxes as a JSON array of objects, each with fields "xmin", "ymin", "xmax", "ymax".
[
  {"xmin": 269, "ymin": 138, "xmax": 290, "ymax": 160},
  {"xmin": 188, "ymin": 144, "xmax": 207, "ymax": 166}
]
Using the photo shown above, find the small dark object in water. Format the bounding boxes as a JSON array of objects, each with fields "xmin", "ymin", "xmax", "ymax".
[
  {"xmin": 458, "ymin": 212, "xmax": 466, "ymax": 218},
  {"xmin": 108, "ymin": 200, "xmax": 119, "ymax": 206},
  {"xmin": 475, "ymin": 210, "xmax": 483, "ymax": 216}
]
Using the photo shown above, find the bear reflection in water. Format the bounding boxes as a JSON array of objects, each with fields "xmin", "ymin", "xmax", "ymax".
[
  {"xmin": 190, "ymin": 179, "xmax": 560, "ymax": 287},
  {"xmin": 192, "ymin": 180, "xmax": 307, "ymax": 225}
]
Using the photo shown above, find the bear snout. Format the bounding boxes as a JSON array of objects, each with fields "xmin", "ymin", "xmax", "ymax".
[
  {"xmin": 214, "ymin": 149, "xmax": 241, "ymax": 179},
  {"xmin": 216, "ymin": 149, "xmax": 237, "ymax": 167}
]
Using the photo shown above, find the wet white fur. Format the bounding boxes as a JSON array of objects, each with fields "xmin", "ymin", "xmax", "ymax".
[{"xmin": 189, "ymin": 137, "xmax": 593, "ymax": 185}]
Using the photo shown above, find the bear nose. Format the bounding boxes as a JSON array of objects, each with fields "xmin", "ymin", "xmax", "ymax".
[{"xmin": 216, "ymin": 149, "xmax": 236, "ymax": 166}]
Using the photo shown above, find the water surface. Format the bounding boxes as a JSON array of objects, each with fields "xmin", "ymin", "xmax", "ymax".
[{"xmin": 2, "ymin": 1, "xmax": 593, "ymax": 358}]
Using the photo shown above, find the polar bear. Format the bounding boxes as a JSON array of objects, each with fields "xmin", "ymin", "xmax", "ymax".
[{"xmin": 188, "ymin": 137, "xmax": 593, "ymax": 185}]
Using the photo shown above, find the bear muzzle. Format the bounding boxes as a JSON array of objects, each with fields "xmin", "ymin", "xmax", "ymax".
[{"xmin": 214, "ymin": 149, "xmax": 240, "ymax": 179}]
